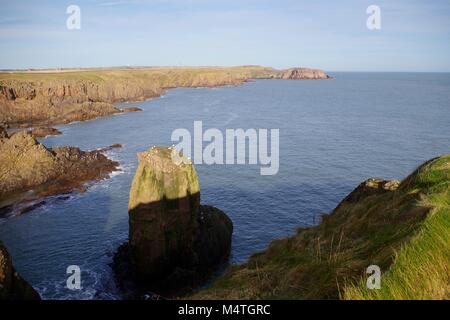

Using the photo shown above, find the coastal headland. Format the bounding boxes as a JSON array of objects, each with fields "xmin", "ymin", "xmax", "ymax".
[{"xmin": 0, "ymin": 66, "xmax": 330, "ymax": 128}]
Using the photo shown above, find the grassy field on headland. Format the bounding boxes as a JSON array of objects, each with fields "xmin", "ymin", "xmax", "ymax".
[
  {"xmin": 0, "ymin": 66, "xmax": 277, "ymax": 81},
  {"xmin": 191, "ymin": 155, "xmax": 450, "ymax": 300}
]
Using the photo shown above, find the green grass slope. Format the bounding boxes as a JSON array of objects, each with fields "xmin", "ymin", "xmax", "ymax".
[{"xmin": 191, "ymin": 155, "xmax": 450, "ymax": 300}]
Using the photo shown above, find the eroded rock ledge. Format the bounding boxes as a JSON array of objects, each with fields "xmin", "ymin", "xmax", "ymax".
[
  {"xmin": 0, "ymin": 127, "xmax": 119, "ymax": 216},
  {"xmin": 113, "ymin": 147, "xmax": 233, "ymax": 298}
]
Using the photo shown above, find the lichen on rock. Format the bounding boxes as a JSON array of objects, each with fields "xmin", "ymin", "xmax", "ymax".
[
  {"xmin": 128, "ymin": 147, "xmax": 200, "ymax": 212},
  {"xmin": 117, "ymin": 146, "xmax": 232, "ymax": 297}
]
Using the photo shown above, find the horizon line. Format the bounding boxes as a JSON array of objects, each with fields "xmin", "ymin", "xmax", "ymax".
[{"xmin": 1, "ymin": 65, "xmax": 450, "ymax": 74}]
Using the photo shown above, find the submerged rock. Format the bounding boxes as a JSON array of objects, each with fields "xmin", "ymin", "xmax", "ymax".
[
  {"xmin": 121, "ymin": 106, "xmax": 143, "ymax": 113},
  {"xmin": 115, "ymin": 146, "xmax": 232, "ymax": 296},
  {"xmin": 0, "ymin": 241, "xmax": 40, "ymax": 300},
  {"xmin": 99, "ymin": 143, "xmax": 123, "ymax": 152}
]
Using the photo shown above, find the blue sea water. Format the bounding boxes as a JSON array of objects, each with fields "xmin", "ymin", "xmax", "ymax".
[{"xmin": 0, "ymin": 72, "xmax": 449, "ymax": 299}]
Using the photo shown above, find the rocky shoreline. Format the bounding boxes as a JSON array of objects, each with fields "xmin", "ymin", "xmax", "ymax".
[
  {"xmin": 0, "ymin": 126, "xmax": 120, "ymax": 216},
  {"xmin": 0, "ymin": 66, "xmax": 330, "ymax": 128}
]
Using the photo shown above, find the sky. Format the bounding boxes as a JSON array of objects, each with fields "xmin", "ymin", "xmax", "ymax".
[{"xmin": 0, "ymin": 0, "xmax": 449, "ymax": 71}]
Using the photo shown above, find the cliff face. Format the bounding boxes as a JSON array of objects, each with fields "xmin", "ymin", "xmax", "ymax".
[
  {"xmin": 0, "ymin": 241, "xmax": 40, "ymax": 300},
  {"xmin": 0, "ymin": 79, "xmax": 146, "ymax": 127},
  {"xmin": 115, "ymin": 146, "xmax": 233, "ymax": 297},
  {"xmin": 0, "ymin": 66, "xmax": 330, "ymax": 127},
  {"xmin": 192, "ymin": 155, "xmax": 450, "ymax": 300},
  {"xmin": 0, "ymin": 128, "xmax": 119, "ymax": 214},
  {"xmin": 280, "ymin": 68, "xmax": 332, "ymax": 80}
]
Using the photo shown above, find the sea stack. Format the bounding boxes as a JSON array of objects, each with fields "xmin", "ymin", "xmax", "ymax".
[{"xmin": 126, "ymin": 147, "xmax": 233, "ymax": 291}]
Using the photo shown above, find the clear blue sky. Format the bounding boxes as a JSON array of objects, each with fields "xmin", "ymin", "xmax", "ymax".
[{"xmin": 1, "ymin": 0, "xmax": 449, "ymax": 71}]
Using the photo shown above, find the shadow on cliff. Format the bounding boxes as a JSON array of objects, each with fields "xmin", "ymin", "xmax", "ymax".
[{"xmin": 112, "ymin": 193, "xmax": 233, "ymax": 299}]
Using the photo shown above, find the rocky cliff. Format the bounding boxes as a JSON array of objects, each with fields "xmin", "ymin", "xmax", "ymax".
[
  {"xmin": 114, "ymin": 146, "xmax": 233, "ymax": 297},
  {"xmin": 280, "ymin": 68, "xmax": 332, "ymax": 80},
  {"xmin": 0, "ymin": 127, "xmax": 119, "ymax": 215},
  {"xmin": 0, "ymin": 66, "xmax": 330, "ymax": 127},
  {"xmin": 0, "ymin": 241, "xmax": 40, "ymax": 300},
  {"xmin": 192, "ymin": 155, "xmax": 450, "ymax": 300}
]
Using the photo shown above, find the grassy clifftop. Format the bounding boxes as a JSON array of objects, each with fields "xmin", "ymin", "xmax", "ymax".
[
  {"xmin": 192, "ymin": 155, "xmax": 450, "ymax": 300},
  {"xmin": 0, "ymin": 66, "xmax": 276, "ymax": 81}
]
